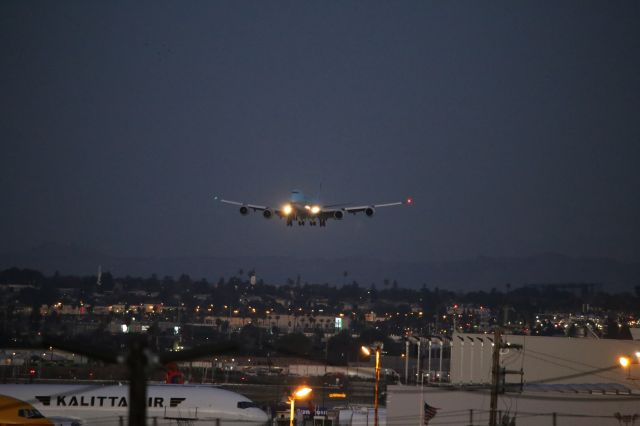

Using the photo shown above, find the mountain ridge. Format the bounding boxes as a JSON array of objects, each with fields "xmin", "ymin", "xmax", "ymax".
[{"xmin": 1, "ymin": 243, "xmax": 639, "ymax": 292}]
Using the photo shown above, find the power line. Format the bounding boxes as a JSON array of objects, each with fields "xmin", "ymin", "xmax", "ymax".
[{"xmin": 395, "ymin": 385, "xmax": 640, "ymax": 402}]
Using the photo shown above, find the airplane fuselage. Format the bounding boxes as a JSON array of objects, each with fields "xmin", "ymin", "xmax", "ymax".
[{"xmin": 0, "ymin": 384, "xmax": 268, "ymax": 426}]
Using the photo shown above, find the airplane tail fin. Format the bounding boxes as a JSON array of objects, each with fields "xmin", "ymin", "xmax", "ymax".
[{"xmin": 290, "ymin": 189, "xmax": 305, "ymax": 203}]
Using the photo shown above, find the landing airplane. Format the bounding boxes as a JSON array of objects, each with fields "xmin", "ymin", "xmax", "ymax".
[
  {"xmin": 215, "ymin": 190, "xmax": 412, "ymax": 227},
  {"xmin": 0, "ymin": 384, "xmax": 268, "ymax": 426}
]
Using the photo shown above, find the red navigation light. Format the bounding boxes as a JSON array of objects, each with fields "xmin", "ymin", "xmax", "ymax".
[
  {"xmin": 29, "ymin": 368, "xmax": 36, "ymax": 376},
  {"xmin": 406, "ymin": 197, "xmax": 413, "ymax": 205}
]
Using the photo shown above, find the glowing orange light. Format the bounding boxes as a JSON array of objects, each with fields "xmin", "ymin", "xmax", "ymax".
[
  {"xmin": 619, "ymin": 356, "xmax": 630, "ymax": 368},
  {"xmin": 293, "ymin": 387, "xmax": 312, "ymax": 398}
]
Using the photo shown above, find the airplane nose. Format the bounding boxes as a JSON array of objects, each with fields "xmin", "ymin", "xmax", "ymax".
[{"xmin": 248, "ymin": 407, "xmax": 269, "ymax": 424}]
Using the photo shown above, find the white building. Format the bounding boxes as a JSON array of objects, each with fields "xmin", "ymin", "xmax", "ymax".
[
  {"xmin": 387, "ymin": 384, "xmax": 638, "ymax": 426},
  {"xmin": 447, "ymin": 333, "xmax": 639, "ymax": 385},
  {"xmin": 387, "ymin": 333, "xmax": 640, "ymax": 425}
]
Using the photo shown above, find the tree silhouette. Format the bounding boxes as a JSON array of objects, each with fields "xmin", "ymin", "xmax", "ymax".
[{"xmin": 276, "ymin": 332, "xmax": 312, "ymax": 357}]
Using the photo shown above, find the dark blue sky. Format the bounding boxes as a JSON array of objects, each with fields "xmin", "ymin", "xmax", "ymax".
[{"xmin": 1, "ymin": 1, "xmax": 639, "ymax": 262}]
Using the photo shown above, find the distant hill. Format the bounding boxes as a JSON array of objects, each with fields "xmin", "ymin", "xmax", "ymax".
[{"xmin": 1, "ymin": 243, "xmax": 639, "ymax": 292}]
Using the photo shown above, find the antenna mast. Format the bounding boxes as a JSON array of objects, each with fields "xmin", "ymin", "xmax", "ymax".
[{"xmin": 96, "ymin": 265, "xmax": 102, "ymax": 288}]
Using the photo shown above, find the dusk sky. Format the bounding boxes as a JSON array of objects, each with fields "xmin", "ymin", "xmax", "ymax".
[{"xmin": 2, "ymin": 2, "xmax": 639, "ymax": 263}]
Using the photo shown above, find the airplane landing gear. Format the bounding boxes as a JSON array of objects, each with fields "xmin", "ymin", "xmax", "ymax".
[{"xmin": 287, "ymin": 218, "xmax": 326, "ymax": 227}]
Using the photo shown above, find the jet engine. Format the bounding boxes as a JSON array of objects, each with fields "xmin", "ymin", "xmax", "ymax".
[
  {"xmin": 365, "ymin": 207, "xmax": 375, "ymax": 217},
  {"xmin": 263, "ymin": 209, "xmax": 273, "ymax": 219},
  {"xmin": 239, "ymin": 206, "xmax": 249, "ymax": 215},
  {"xmin": 333, "ymin": 210, "xmax": 344, "ymax": 220}
]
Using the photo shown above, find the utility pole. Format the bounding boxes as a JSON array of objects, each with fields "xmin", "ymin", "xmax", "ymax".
[
  {"xmin": 405, "ymin": 340, "xmax": 409, "ymax": 384},
  {"xmin": 416, "ymin": 340, "xmax": 421, "ymax": 386},
  {"xmin": 489, "ymin": 328, "xmax": 501, "ymax": 426},
  {"xmin": 128, "ymin": 335, "xmax": 148, "ymax": 426}
]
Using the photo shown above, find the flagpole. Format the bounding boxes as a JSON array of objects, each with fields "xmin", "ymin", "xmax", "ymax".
[
  {"xmin": 374, "ymin": 348, "xmax": 380, "ymax": 426},
  {"xmin": 489, "ymin": 329, "xmax": 502, "ymax": 426},
  {"xmin": 420, "ymin": 371, "xmax": 424, "ymax": 426}
]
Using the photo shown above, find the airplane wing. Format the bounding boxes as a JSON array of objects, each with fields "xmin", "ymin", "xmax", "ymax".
[
  {"xmin": 343, "ymin": 201, "xmax": 404, "ymax": 214},
  {"xmin": 342, "ymin": 198, "xmax": 412, "ymax": 214},
  {"xmin": 214, "ymin": 196, "xmax": 285, "ymax": 218},
  {"xmin": 318, "ymin": 198, "xmax": 412, "ymax": 220},
  {"xmin": 215, "ymin": 196, "xmax": 268, "ymax": 211}
]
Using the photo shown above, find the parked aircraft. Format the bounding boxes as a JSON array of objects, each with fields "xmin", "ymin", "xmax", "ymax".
[
  {"xmin": 0, "ymin": 384, "xmax": 268, "ymax": 426},
  {"xmin": 0, "ymin": 394, "xmax": 53, "ymax": 425},
  {"xmin": 215, "ymin": 190, "xmax": 412, "ymax": 226}
]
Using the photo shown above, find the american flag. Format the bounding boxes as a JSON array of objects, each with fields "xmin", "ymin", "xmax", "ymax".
[{"xmin": 424, "ymin": 402, "xmax": 439, "ymax": 425}]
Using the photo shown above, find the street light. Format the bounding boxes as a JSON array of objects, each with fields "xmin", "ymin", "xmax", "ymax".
[
  {"xmin": 618, "ymin": 352, "xmax": 640, "ymax": 380},
  {"xmin": 361, "ymin": 345, "xmax": 381, "ymax": 426},
  {"xmin": 289, "ymin": 386, "xmax": 312, "ymax": 426},
  {"xmin": 467, "ymin": 336, "xmax": 475, "ymax": 384},
  {"xmin": 619, "ymin": 356, "xmax": 630, "ymax": 368},
  {"xmin": 431, "ymin": 336, "xmax": 444, "ymax": 383},
  {"xmin": 619, "ymin": 355, "xmax": 635, "ymax": 379},
  {"xmin": 476, "ymin": 337, "xmax": 485, "ymax": 384},
  {"xmin": 427, "ymin": 338, "xmax": 432, "ymax": 384},
  {"xmin": 456, "ymin": 335, "xmax": 464, "ymax": 384}
]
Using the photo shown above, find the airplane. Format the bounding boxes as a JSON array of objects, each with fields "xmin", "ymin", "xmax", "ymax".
[
  {"xmin": 0, "ymin": 384, "xmax": 269, "ymax": 426},
  {"xmin": 0, "ymin": 394, "xmax": 53, "ymax": 425},
  {"xmin": 215, "ymin": 190, "xmax": 412, "ymax": 227}
]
